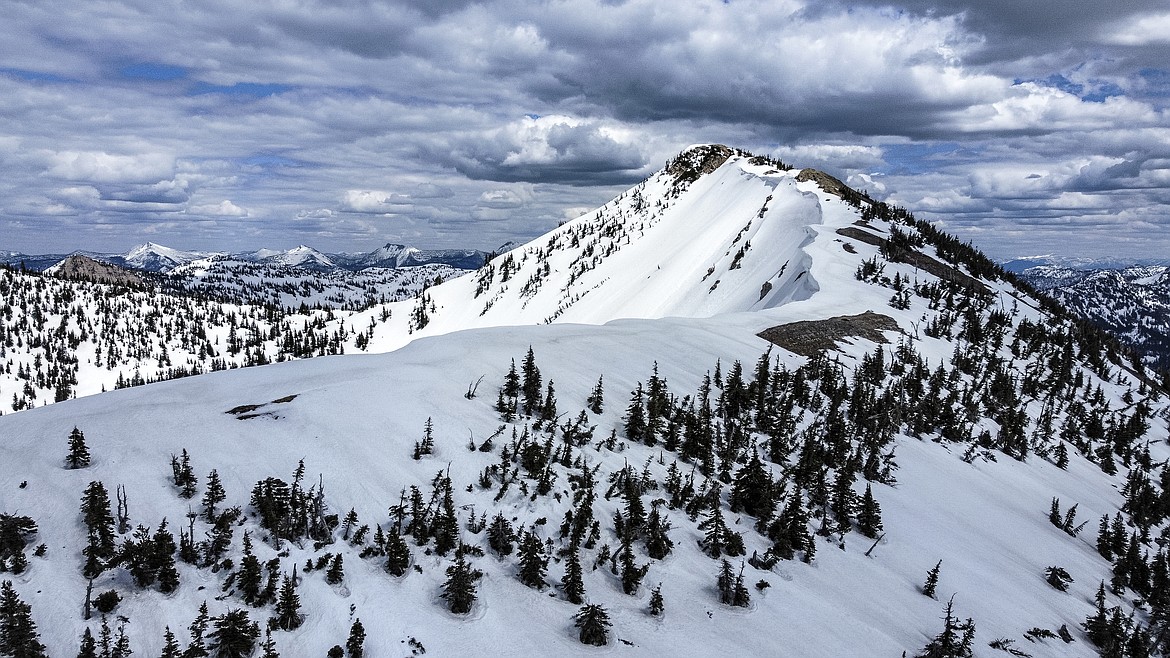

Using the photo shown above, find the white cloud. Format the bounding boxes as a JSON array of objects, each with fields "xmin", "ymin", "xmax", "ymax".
[
  {"xmin": 340, "ymin": 190, "xmax": 395, "ymax": 213},
  {"xmin": 477, "ymin": 189, "xmax": 524, "ymax": 209},
  {"xmin": 188, "ymin": 200, "xmax": 248, "ymax": 217},
  {"xmin": 43, "ymin": 150, "xmax": 175, "ymax": 184},
  {"xmin": 1102, "ymin": 12, "xmax": 1170, "ymax": 45}
]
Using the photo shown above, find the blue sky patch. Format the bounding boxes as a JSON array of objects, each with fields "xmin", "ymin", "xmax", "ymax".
[
  {"xmin": 878, "ymin": 142, "xmax": 968, "ymax": 175},
  {"xmin": 0, "ymin": 68, "xmax": 74, "ymax": 83}
]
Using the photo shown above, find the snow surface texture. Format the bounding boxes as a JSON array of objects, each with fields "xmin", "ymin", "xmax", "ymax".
[{"xmin": 0, "ymin": 146, "xmax": 1167, "ymax": 657}]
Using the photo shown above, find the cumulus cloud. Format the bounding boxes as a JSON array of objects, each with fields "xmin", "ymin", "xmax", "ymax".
[
  {"xmin": 477, "ymin": 189, "xmax": 525, "ymax": 209},
  {"xmin": 43, "ymin": 151, "xmax": 175, "ymax": 184},
  {"xmin": 188, "ymin": 200, "xmax": 249, "ymax": 217},
  {"xmin": 0, "ymin": 0, "xmax": 1166, "ymax": 259},
  {"xmin": 428, "ymin": 115, "xmax": 650, "ymax": 186},
  {"xmin": 340, "ymin": 190, "xmax": 398, "ymax": 213}
]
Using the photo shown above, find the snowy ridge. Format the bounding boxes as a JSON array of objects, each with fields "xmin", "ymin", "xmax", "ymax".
[{"xmin": 362, "ymin": 146, "xmax": 828, "ymax": 351}]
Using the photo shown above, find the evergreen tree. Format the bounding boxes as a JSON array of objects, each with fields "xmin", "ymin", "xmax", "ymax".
[
  {"xmin": 624, "ymin": 383, "xmax": 646, "ymax": 443},
  {"xmin": 540, "ymin": 380, "xmax": 558, "ymax": 423},
  {"xmin": 153, "ymin": 520, "xmax": 180, "ymax": 594},
  {"xmin": 856, "ymin": 484, "xmax": 884, "ymax": 539},
  {"xmin": 340, "ymin": 509, "xmax": 358, "ymax": 542},
  {"xmin": 716, "ymin": 560, "xmax": 750, "ymax": 607},
  {"xmin": 184, "ymin": 602, "xmax": 210, "ymax": 658},
  {"xmin": 486, "ymin": 513, "xmax": 515, "ymax": 557},
  {"xmin": 384, "ymin": 529, "xmax": 410, "ymax": 577},
  {"xmin": 112, "ymin": 618, "xmax": 131, "ymax": 658},
  {"xmin": 574, "ymin": 604, "xmax": 612, "ymax": 647},
  {"xmin": 208, "ymin": 609, "xmax": 259, "ymax": 658},
  {"xmin": 587, "ymin": 376, "xmax": 605, "ymax": 414},
  {"xmin": 124, "ymin": 523, "xmax": 158, "ymax": 588},
  {"xmin": 517, "ymin": 530, "xmax": 547, "ymax": 589},
  {"xmin": 258, "ymin": 629, "xmax": 279, "ymax": 658},
  {"xmin": 432, "ymin": 475, "xmax": 459, "ymax": 557},
  {"xmin": 80, "ymin": 481, "xmax": 117, "ymax": 578},
  {"xmin": 273, "ymin": 570, "xmax": 303, "ymax": 631},
  {"xmin": 77, "ymin": 627, "xmax": 97, "ymax": 658},
  {"xmin": 521, "ymin": 347, "xmax": 542, "ymax": 416},
  {"xmin": 618, "ymin": 538, "xmax": 648, "ymax": 595},
  {"xmin": 717, "ymin": 559, "xmax": 736, "ymax": 603},
  {"xmin": 66, "ymin": 427, "xmax": 91, "ymax": 469},
  {"xmin": 325, "ymin": 554, "xmax": 344, "ymax": 585},
  {"xmin": 648, "ymin": 584, "xmax": 664, "ymax": 616},
  {"xmin": 502, "ymin": 359, "xmax": 521, "ymax": 399},
  {"xmin": 174, "ymin": 450, "xmax": 198, "ymax": 499},
  {"xmin": 413, "ymin": 418, "xmax": 435, "ymax": 460},
  {"xmin": 235, "ymin": 532, "xmax": 263, "ymax": 605},
  {"xmin": 441, "ymin": 547, "xmax": 481, "ymax": 614},
  {"xmin": 159, "ymin": 627, "xmax": 181, "ymax": 658},
  {"xmin": 345, "ymin": 620, "xmax": 365, "ymax": 658},
  {"xmin": 562, "ymin": 541, "xmax": 585, "ymax": 605},
  {"xmin": 0, "ymin": 580, "xmax": 47, "ymax": 658},
  {"xmin": 643, "ymin": 506, "xmax": 674, "ymax": 560},
  {"xmin": 923, "ymin": 560, "xmax": 942, "ymax": 599},
  {"xmin": 916, "ymin": 596, "xmax": 975, "ymax": 658},
  {"xmin": 202, "ymin": 470, "xmax": 226, "ymax": 522}
]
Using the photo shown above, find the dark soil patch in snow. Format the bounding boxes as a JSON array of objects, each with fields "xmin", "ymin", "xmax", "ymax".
[
  {"xmin": 758, "ymin": 311, "xmax": 900, "ymax": 357},
  {"xmin": 225, "ymin": 394, "xmax": 297, "ymax": 419},
  {"xmin": 836, "ymin": 227, "xmax": 990, "ymax": 294}
]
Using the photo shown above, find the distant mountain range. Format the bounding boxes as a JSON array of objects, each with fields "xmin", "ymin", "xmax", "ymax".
[
  {"xmin": 1002, "ymin": 254, "xmax": 1170, "ymax": 273},
  {"xmin": 0, "ymin": 241, "xmax": 488, "ymax": 274},
  {"xmin": 1013, "ymin": 260, "xmax": 1170, "ymax": 372}
]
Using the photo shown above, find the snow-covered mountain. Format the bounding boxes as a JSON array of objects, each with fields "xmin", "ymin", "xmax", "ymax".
[
  {"xmin": 121, "ymin": 242, "xmax": 212, "ymax": 273},
  {"xmin": 0, "ymin": 242, "xmax": 488, "ymax": 275},
  {"xmin": 1, "ymin": 145, "xmax": 1168, "ymax": 658},
  {"xmin": 1017, "ymin": 264, "xmax": 1170, "ymax": 373},
  {"xmin": 331, "ymin": 243, "xmax": 488, "ymax": 271},
  {"xmin": 1003, "ymin": 255, "xmax": 1170, "ymax": 274}
]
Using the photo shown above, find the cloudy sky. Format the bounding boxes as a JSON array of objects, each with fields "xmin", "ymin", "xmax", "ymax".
[{"xmin": 3, "ymin": 0, "xmax": 1168, "ymax": 260}]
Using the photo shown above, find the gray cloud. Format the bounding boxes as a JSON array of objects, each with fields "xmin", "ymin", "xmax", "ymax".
[{"xmin": 0, "ymin": 0, "xmax": 1165, "ymax": 261}]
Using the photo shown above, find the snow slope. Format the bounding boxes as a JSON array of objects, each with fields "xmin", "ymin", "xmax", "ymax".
[{"xmin": 2, "ymin": 314, "xmax": 1160, "ymax": 657}]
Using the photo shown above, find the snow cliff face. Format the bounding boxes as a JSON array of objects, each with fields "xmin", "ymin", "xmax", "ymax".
[{"xmin": 1, "ymin": 145, "xmax": 1168, "ymax": 658}]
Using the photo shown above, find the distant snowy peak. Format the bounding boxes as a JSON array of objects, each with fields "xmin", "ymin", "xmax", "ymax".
[
  {"xmin": 267, "ymin": 245, "xmax": 336, "ymax": 270},
  {"xmin": 333, "ymin": 243, "xmax": 487, "ymax": 270},
  {"xmin": 1002, "ymin": 254, "xmax": 1170, "ymax": 272},
  {"xmin": 122, "ymin": 242, "xmax": 213, "ymax": 272}
]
